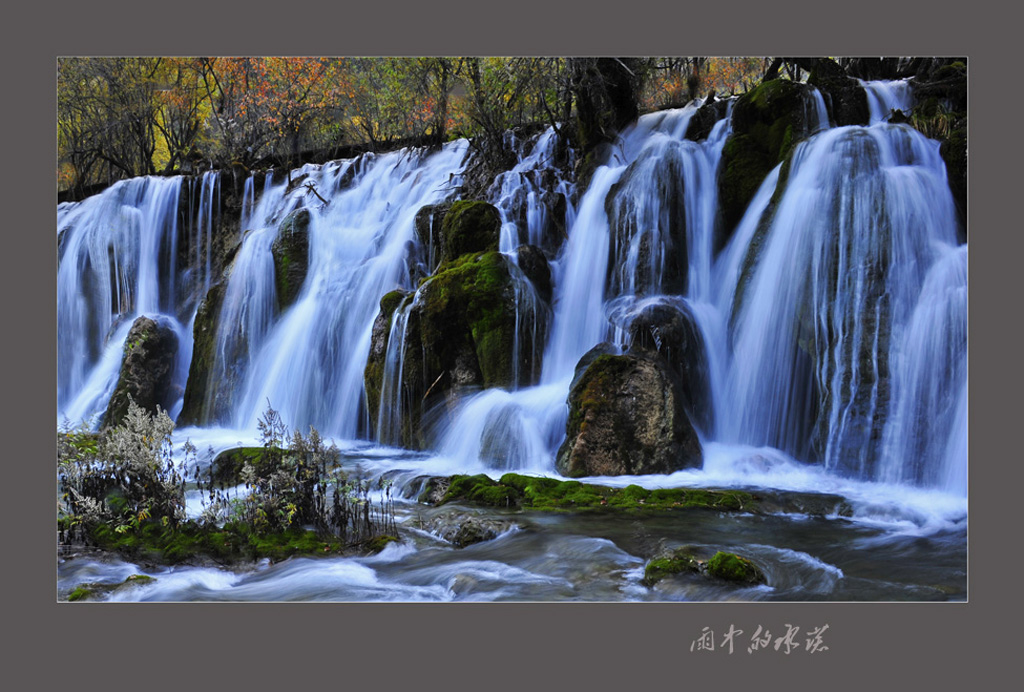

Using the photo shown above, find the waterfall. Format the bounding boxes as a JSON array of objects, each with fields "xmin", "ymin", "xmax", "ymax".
[
  {"xmin": 721, "ymin": 121, "xmax": 961, "ymax": 488},
  {"xmin": 57, "ymin": 83, "xmax": 966, "ymax": 497},
  {"xmin": 228, "ymin": 141, "xmax": 471, "ymax": 436},
  {"xmin": 859, "ymin": 79, "xmax": 915, "ymax": 123},
  {"xmin": 57, "ymin": 176, "xmax": 184, "ymax": 425}
]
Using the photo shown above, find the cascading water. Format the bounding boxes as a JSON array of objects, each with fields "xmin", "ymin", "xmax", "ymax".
[
  {"xmin": 721, "ymin": 121, "xmax": 963, "ymax": 490},
  {"xmin": 226, "ymin": 141, "xmax": 471, "ymax": 437},
  {"xmin": 859, "ymin": 78, "xmax": 915, "ymax": 123},
  {"xmin": 57, "ymin": 176, "xmax": 186, "ymax": 425}
]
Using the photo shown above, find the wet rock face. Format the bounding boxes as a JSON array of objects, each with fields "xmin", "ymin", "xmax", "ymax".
[
  {"xmin": 177, "ymin": 280, "xmax": 226, "ymax": 427},
  {"xmin": 627, "ymin": 300, "xmax": 714, "ymax": 434},
  {"xmin": 515, "ymin": 244, "xmax": 552, "ymax": 303},
  {"xmin": 271, "ymin": 208, "xmax": 310, "ymax": 309},
  {"xmin": 104, "ymin": 316, "xmax": 179, "ymax": 428},
  {"xmin": 556, "ymin": 353, "xmax": 702, "ymax": 477},
  {"xmin": 685, "ymin": 97, "xmax": 730, "ymax": 142},
  {"xmin": 440, "ymin": 200, "xmax": 501, "ymax": 263}
]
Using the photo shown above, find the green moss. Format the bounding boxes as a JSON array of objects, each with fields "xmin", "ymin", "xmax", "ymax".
[
  {"xmin": 441, "ymin": 200, "xmax": 501, "ymax": 261},
  {"xmin": 66, "ymin": 574, "xmax": 157, "ymax": 602},
  {"xmin": 707, "ymin": 551, "xmax": 766, "ymax": 584},
  {"xmin": 364, "ymin": 535, "xmax": 400, "ymax": 554},
  {"xmin": 84, "ymin": 518, "xmax": 348, "ymax": 565},
  {"xmin": 439, "ymin": 473, "xmax": 758, "ymax": 514},
  {"xmin": 643, "ymin": 548, "xmax": 701, "ymax": 586},
  {"xmin": 420, "ymin": 251, "xmax": 516, "ymax": 387},
  {"xmin": 67, "ymin": 587, "xmax": 92, "ymax": 602}
]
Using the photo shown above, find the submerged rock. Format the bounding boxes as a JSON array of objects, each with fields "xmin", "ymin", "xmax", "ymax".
[
  {"xmin": 643, "ymin": 547, "xmax": 767, "ymax": 587},
  {"xmin": 421, "ymin": 509, "xmax": 517, "ymax": 548},
  {"xmin": 556, "ymin": 353, "xmax": 702, "ymax": 477},
  {"xmin": 103, "ymin": 316, "xmax": 178, "ymax": 428}
]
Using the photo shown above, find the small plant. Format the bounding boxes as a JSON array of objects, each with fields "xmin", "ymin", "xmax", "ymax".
[
  {"xmin": 194, "ymin": 402, "xmax": 399, "ymax": 546},
  {"xmin": 58, "ymin": 400, "xmax": 189, "ymax": 545}
]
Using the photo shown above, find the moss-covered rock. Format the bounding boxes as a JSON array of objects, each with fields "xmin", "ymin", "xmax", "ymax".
[
  {"xmin": 66, "ymin": 574, "xmax": 157, "ymax": 602},
  {"xmin": 643, "ymin": 547, "xmax": 702, "ymax": 586},
  {"xmin": 364, "ymin": 250, "xmax": 546, "ymax": 448},
  {"xmin": 716, "ymin": 78, "xmax": 817, "ymax": 254},
  {"xmin": 440, "ymin": 200, "xmax": 501, "ymax": 262},
  {"xmin": 706, "ymin": 551, "xmax": 767, "ymax": 584},
  {"xmin": 643, "ymin": 547, "xmax": 767, "ymax": 587},
  {"xmin": 103, "ymin": 316, "xmax": 179, "ymax": 429},
  {"xmin": 556, "ymin": 353, "xmax": 702, "ymax": 477},
  {"xmin": 271, "ymin": 208, "xmax": 310, "ymax": 309},
  {"xmin": 436, "ymin": 473, "xmax": 756, "ymax": 514}
]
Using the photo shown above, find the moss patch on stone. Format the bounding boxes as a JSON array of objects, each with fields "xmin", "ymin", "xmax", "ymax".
[
  {"xmin": 66, "ymin": 574, "xmax": 157, "ymax": 602},
  {"xmin": 437, "ymin": 473, "xmax": 757, "ymax": 514},
  {"xmin": 707, "ymin": 551, "xmax": 767, "ymax": 584},
  {"xmin": 643, "ymin": 548, "xmax": 702, "ymax": 586},
  {"xmin": 83, "ymin": 518, "xmax": 368, "ymax": 565},
  {"xmin": 440, "ymin": 200, "xmax": 501, "ymax": 262}
]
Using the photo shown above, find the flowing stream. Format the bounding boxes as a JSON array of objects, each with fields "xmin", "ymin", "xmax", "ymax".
[{"xmin": 57, "ymin": 83, "xmax": 967, "ymax": 601}]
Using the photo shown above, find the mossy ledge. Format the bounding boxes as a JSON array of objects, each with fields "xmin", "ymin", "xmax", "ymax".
[
  {"xmin": 74, "ymin": 519, "xmax": 397, "ymax": 567},
  {"xmin": 434, "ymin": 473, "xmax": 755, "ymax": 513},
  {"xmin": 428, "ymin": 472, "xmax": 853, "ymax": 518}
]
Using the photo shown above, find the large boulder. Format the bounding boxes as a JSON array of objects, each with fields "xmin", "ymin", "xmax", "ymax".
[
  {"xmin": 103, "ymin": 316, "xmax": 178, "ymax": 429},
  {"xmin": 271, "ymin": 208, "xmax": 310, "ymax": 309},
  {"xmin": 627, "ymin": 300, "xmax": 714, "ymax": 434},
  {"xmin": 806, "ymin": 58, "xmax": 870, "ymax": 128},
  {"xmin": 685, "ymin": 97, "xmax": 731, "ymax": 142},
  {"xmin": 556, "ymin": 353, "xmax": 702, "ymax": 477},
  {"xmin": 364, "ymin": 252, "xmax": 547, "ymax": 448}
]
